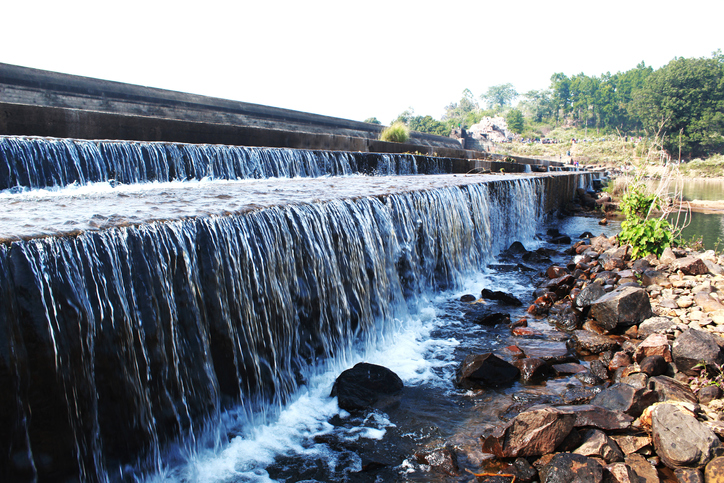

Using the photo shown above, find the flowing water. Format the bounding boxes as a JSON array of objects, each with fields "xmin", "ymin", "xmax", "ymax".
[{"xmin": 0, "ymin": 136, "xmax": 599, "ymax": 483}]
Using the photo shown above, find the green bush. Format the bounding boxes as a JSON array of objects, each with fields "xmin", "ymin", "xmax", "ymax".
[
  {"xmin": 617, "ymin": 181, "xmax": 674, "ymax": 258},
  {"xmin": 379, "ymin": 122, "xmax": 410, "ymax": 143}
]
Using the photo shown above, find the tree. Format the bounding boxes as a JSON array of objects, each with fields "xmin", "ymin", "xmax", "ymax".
[
  {"xmin": 364, "ymin": 117, "xmax": 381, "ymax": 124},
  {"xmin": 505, "ymin": 109, "xmax": 525, "ymax": 134},
  {"xmin": 481, "ymin": 83, "xmax": 518, "ymax": 109},
  {"xmin": 407, "ymin": 115, "xmax": 449, "ymax": 136},
  {"xmin": 632, "ymin": 53, "xmax": 724, "ymax": 157},
  {"xmin": 521, "ymin": 89, "xmax": 553, "ymax": 122}
]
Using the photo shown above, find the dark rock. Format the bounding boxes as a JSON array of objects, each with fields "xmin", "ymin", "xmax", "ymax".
[
  {"xmin": 639, "ymin": 355, "xmax": 668, "ymax": 377},
  {"xmin": 632, "ymin": 258, "xmax": 652, "ymax": 272},
  {"xmin": 551, "ymin": 234, "xmax": 573, "ymax": 245},
  {"xmin": 699, "ymin": 385, "xmax": 722, "ymax": 405},
  {"xmin": 510, "ymin": 457, "xmax": 538, "ymax": 483},
  {"xmin": 672, "ymin": 329, "xmax": 724, "ymax": 376},
  {"xmin": 621, "ymin": 373, "xmax": 648, "ymax": 390},
  {"xmin": 563, "ymin": 386, "xmax": 599, "ymax": 404},
  {"xmin": 576, "ymin": 282, "xmax": 608, "ymax": 309},
  {"xmin": 460, "ymin": 294, "xmax": 477, "ymax": 302},
  {"xmin": 589, "ymin": 360, "xmax": 610, "ymax": 381},
  {"xmin": 481, "ymin": 288, "xmax": 523, "ymax": 306},
  {"xmin": 546, "ymin": 274, "xmax": 576, "ymax": 292},
  {"xmin": 539, "ymin": 453, "xmax": 604, "ymax": 483},
  {"xmin": 648, "ymin": 376, "xmax": 697, "ymax": 404},
  {"xmin": 414, "ymin": 446, "xmax": 460, "ymax": 476},
  {"xmin": 672, "ymin": 256, "xmax": 709, "ymax": 275},
  {"xmin": 590, "ymin": 383, "xmax": 657, "ymax": 417},
  {"xmin": 556, "ymin": 404, "xmax": 633, "ymax": 431},
  {"xmin": 603, "ymin": 257, "xmax": 626, "ymax": 272},
  {"xmin": 552, "ymin": 363, "xmax": 588, "ymax": 375},
  {"xmin": 574, "ymin": 429, "xmax": 625, "ymax": 463},
  {"xmin": 556, "ymin": 428, "xmax": 584, "ymax": 452},
  {"xmin": 704, "ymin": 456, "xmax": 724, "ymax": 483},
  {"xmin": 331, "ymin": 363, "xmax": 404, "ymax": 411},
  {"xmin": 508, "ymin": 241, "xmax": 528, "ymax": 255},
  {"xmin": 515, "ymin": 358, "xmax": 552, "ymax": 383},
  {"xmin": 589, "ymin": 287, "xmax": 653, "ymax": 331},
  {"xmin": 551, "ymin": 310, "xmax": 583, "ymax": 332},
  {"xmin": 482, "ymin": 407, "xmax": 576, "ymax": 457},
  {"xmin": 471, "ymin": 312, "xmax": 511, "ymax": 326},
  {"xmin": 575, "ymin": 371, "xmax": 605, "ymax": 387},
  {"xmin": 456, "ymin": 353, "xmax": 519, "ymax": 388},
  {"xmin": 675, "ymin": 467, "xmax": 704, "ymax": 483},
  {"xmin": 651, "ymin": 403, "xmax": 723, "ymax": 468},
  {"xmin": 572, "ymin": 330, "xmax": 620, "ymax": 355},
  {"xmin": 608, "ymin": 352, "xmax": 632, "ymax": 372}
]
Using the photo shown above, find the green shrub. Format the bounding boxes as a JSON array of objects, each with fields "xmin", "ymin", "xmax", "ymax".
[
  {"xmin": 617, "ymin": 181, "xmax": 674, "ymax": 258},
  {"xmin": 379, "ymin": 122, "xmax": 410, "ymax": 143}
]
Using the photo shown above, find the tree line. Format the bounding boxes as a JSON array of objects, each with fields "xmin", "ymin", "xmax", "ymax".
[{"xmin": 369, "ymin": 51, "xmax": 723, "ymax": 158}]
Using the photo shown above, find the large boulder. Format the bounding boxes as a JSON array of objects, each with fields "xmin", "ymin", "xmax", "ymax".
[
  {"xmin": 672, "ymin": 329, "xmax": 724, "ymax": 376},
  {"xmin": 651, "ymin": 403, "xmax": 723, "ymax": 468},
  {"xmin": 456, "ymin": 353, "xmax": 519, "ymax": 388},
  {"xmin": 481, "ymin": 407, "xmax": 576, "ymax": 457},
  {"xmin": 331, "ymin": 362, "xmax": 403, "ymax": 410},
  {"xmin": 539, "ymin": 453, "xmax": 604, "ymax": 483},
  {"xmin": 589, "ymin": 286, "xmax": 652, "ymax": 331}
]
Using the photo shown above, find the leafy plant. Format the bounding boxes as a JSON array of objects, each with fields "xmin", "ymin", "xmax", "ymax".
[
  {"xmin": 689, "ymin": 362, "xmax": 724, "ymax": 394},
  {"xmin": 379, "ymin": 122, "xmax": 410, "ymax": 143}
]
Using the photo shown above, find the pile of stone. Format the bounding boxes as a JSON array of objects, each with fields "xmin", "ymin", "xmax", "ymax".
[{"xmin": 455, "ymin": 234, "xmax": 724, "ymax": 482}]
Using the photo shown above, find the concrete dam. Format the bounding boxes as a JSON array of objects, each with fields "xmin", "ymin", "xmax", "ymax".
[{"xmin": 0, "ymin": 64, "xmax": 589, "ymax": 482}]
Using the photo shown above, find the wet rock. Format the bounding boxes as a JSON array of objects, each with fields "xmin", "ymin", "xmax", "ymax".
[
  {"xmin": 675, "ymin": 467, "xmax": 704, "ymax": 483},
  {"xmin": 552, "ymin": 363, "xmax": 588, "ymax": 375},
  {"xmin": 546, "ymin": 274, "xmax": 576, "ymax": 292},
  {"xmin": 514, "ymin": 358, "xmax": 552, "ymax": 383},
  {"xmin": 481, "ymin": 288, "xmax": 523, "ymax": 306},
  {"xmin": 508, "ymin": 241, "xmax": 528, "ymax": 255},
  {"xmin": 589, "ymin": 287, "xmax": 653, "ymax": 331},
  {"xmin": 523, "ymin": 251, "xmax": 552, "ymax": 264},
  {"xmin": 672, "ymin": 256, "xmax": 709, "ymax": 276},
  {"xmin": 625, "ymin": 453, "xmax": 659, "ymax": 483},
  {"xmin": 590, "ymin": 383, "xmax": 657, "ymax": 417},
  {"xmin": 460, "ymin": 294, "xmax": 477, "ymax": 302},
  {"xmin": 551, "ymin": 310, "xmax": 583, "ymax": 332},
  {"xmin": 605, "ymin": 462, "xmax": 639, "ymax": 483},
  {"xmin": 575, "ymin": 283, "xmax": 607, "ymax": 309},
  {"xmin": 672, "ymin": 329, "xmax": 724, "ymax": 376},
  {"xmin": 539, "ymin": 453, "xmax": 604, "ymax": 483},
  {"xmin": 414, "ymin": 446, "xmax": 460, "ymax": 476},
  {"xmin": 576, "ymin": 371, "xmax": 605, "ymax": 387},
  {"xmin": 563, "ymin": 386, "xmax": 600, "ymax": 404},
  {"xmin": 556, "ymin": 404, "xmax": 633, "ymax": 431},
  {"xmin": 648, "ymin": 376, "xmax": 698, "ymax": 404},
  {"xmin": 471, "ymin": 312, "xmax": 512, "ymax": 326},
  {"xmin": 509, "ymin": 457, "xmax": 538, "ymax": 483},
  {"xmin": 698, "ymin": 385, "xmax": 722, "ymax": 404},
  {"xmin": 572, "ymin": 330, "xmax": 620, "ymax": 355},
  {"xmin": 651, "ymin": 402, "xmax": 723, "ymax": 468},
  {"xmin": 481, "ymin": 407, "xmax": 576, "ymax": 457},
  {"xmin": 574, "ymin": 429, "xmax": 625, "ymax": 463},
  {"xmin": 633, "ymin": 334, "xmax": 672, "ymax": 363},
  {"xmin": 638, "ymin": 355, "xmax": 668, "ymax": 377},
  {"xmin": 331, "ymin": 362, "xmax": 404, "ymax": 411},
  {"xmin": 456, "ymin": 353, "xmax": 519, "ymax": 388},
  {"xmin": 589, "ymin": 359, "xmax": 610, "ymax": 381},
  {"xmin": 705, "ymin": 456, "xmax": 724, "ymax": 483},
  {"xmin": 547, "ymin": 265, "xmax": 571, "ymax": 279}
]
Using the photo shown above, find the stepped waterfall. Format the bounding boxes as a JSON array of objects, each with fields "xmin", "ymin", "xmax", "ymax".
[{"xmin": 0, "ymin": 136, "xmax": 586, "ymax": 482}]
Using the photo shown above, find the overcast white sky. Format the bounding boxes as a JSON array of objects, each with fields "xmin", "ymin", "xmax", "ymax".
[{"xmin": 2, "ymin": 1, "xmax": 722, "ymax": 125}]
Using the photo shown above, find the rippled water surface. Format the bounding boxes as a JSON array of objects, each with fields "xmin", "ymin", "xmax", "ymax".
[{"xmin": 0, "ymin": 173, "xmax": 552, "ymax": 242}]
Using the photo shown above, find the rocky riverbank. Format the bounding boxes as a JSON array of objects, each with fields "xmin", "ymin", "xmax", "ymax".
[{"xmin": 462, "ymin": 233, "xmax": 724, "ymax": 482}]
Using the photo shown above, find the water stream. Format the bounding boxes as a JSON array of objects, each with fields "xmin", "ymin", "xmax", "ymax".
[{"xmin": 0, "ymin": 136, "xmax": 595, "ymax": 482}]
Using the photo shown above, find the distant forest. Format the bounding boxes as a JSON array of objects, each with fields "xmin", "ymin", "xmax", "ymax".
[{"xmin": 370, "ymin": 51, "xmax": 723, "ymax": 159}]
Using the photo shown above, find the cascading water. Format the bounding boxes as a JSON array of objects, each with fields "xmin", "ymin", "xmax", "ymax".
[
  {"xmin": 0, "ymin": 136, "xmax": 586, "ymax": 482},
  {"xmin": 0, "ymin": 137, "xmax": 454, "ymax": 191}
]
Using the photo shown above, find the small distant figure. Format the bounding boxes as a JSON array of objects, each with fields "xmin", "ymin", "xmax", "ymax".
[{"xmin": 575, "ymin": 160, "xmax": 579, "ymax": 168}]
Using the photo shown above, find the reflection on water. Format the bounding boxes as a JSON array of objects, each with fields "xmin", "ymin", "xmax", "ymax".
[{"xmin": 679, "ymin": 178, "xmax": 724, "ymax": 250}]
